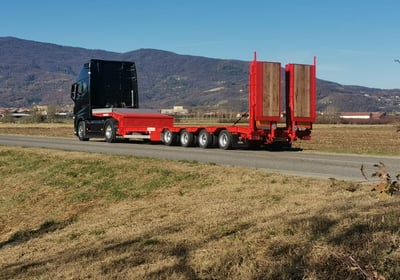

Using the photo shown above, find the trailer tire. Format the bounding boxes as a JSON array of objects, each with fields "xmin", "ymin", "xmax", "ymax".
[
  {"xmin": 218, "ymin": 129, "xmax": 233, "ymax": 150},
  {"xmin": 77, "ymin": 121, "xmax": 89, "ymax": 141},
  {"xmin": 104, "ymin": 119, "xmax": 118, "ymax": 143},
  {"xmin": 180, "ymin": 129, "xmax": 195, "ymax": 147},
  {"xmin": 162, "ymin": 129, "xmax": 178, "ymax": 146},
  {"xmin": 198, "ymin": 129, "xmax": 213, "ymax": 149}
]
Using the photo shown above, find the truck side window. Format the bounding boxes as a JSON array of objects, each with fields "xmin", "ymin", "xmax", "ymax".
[
  {"xmin": 70, "ymin": 83, "xmax": 78, "ymax": 100},
  {"xmin": 81, "ymin": 81, "xmax": 88, "ymax": 95},
  {"xmin": 74, "ymin": 81, "xmax": 88, "ymax": 99}
]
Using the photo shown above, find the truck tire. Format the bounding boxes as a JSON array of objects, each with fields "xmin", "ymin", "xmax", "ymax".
[
  {"xmin": 77, "ymin": 121, "xmax": 89, "ymax": 141},
  {"xmin": 162, "ymin": 129, "xmax": 178, "ymax": 146},
  {"xmin": 198, "ymin": 129, "xmax": 213, "ymax": 149},
  {"xmin": 218, "ymin": 129, "xmax": 233, "ymax": 150},
  {"xmin": 180, "ymin": 129, "xmax": 195, "ymax": 147},
  {"xmin": 104, "ymin": 119, "xmax": 118, "ymax": 143}
]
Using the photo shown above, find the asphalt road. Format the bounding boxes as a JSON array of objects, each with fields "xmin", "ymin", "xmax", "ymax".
[{"xmin": 0, "ymin": 134, "xmax": 399, "ymax": 181}]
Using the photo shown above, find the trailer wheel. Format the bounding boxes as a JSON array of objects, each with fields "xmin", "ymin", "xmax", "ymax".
[
  {"xmin": 218, "ymin": 129, "xmax": 233, "ymax": 150},
  {"xmin": 198, "ymin": 129, "xmax": 213, "ymax": 149},
  {"xmin": 180, "ymin": 129, "xmax": 195, "ymax": 147},
  {"xmin": 104, "ymin": 119, "xmax": 117, "ymax": 143},
  {"xmin": 77, "ymin": 121, "xmax": 89, "ymax": 141},
  {"xmin": 162, "ymin": 129, "xmax": 177, "ymax": 146}
]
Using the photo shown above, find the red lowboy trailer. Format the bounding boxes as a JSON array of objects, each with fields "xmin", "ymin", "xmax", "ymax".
[{"xmin": 71, "ymin": 54, "xmax": 316, "ymax": 149}]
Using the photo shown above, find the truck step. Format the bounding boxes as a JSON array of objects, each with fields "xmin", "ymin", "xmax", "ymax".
[{"xmin": 122, "ymin": 134, "xmax": 151, "ymax": 140}]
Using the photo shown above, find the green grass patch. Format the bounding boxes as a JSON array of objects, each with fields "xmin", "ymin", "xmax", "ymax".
[{"xmin": 0, "ymin": 148, "xmax": 212, "ymax": 203}]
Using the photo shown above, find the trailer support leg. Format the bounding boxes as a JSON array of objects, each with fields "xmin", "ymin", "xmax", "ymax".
[{"xmin": 268, "ymin": 121, "xmax": 277, "ymax": 142}]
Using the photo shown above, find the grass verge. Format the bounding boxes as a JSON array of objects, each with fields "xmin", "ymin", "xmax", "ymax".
[{"xmin": 0, "ymin": 146, "xmax": 399, "ymax": 279}]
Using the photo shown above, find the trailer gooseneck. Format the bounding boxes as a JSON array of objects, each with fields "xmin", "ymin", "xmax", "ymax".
[{"xmin": 71, "ymin": 54, "xmax": 316, "ymax": 149}]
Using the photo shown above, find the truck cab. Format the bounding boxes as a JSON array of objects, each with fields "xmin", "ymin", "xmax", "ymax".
[{"xmin": 71, "ymin": 59, "xmax": 139, "ymax": 140}]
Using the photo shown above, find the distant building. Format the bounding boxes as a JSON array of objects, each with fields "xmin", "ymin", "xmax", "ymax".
[
  {"xmin": 161, "ymin": 106, "xmax": 189, "ymax": 115},
  {"xmin": 340, "ymin": 112, "xmax": 372, "ymax": 120},
  {"xmin": 10, "ymin": 107, "xmax": 31, "ymax": 118},
  {"xmin": 339, "ymin": 112, "xmax": 386, "ymax": 120},
  {"xmin": 371, "ymin": 112, "xmax": 386, "ymax": 119},
  {"xmin": 0, "ymin": 108, "xmax": 7, "ymax": 117}
]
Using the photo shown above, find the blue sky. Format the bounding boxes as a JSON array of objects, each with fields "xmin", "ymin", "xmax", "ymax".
[{"xmin": 1, "ymin": 0, "xmax": 400, "ymax": 89}]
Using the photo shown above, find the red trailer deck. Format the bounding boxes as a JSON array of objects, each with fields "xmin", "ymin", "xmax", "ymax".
[{"xmin": 90, "ymin": 54, "xmax": 316, "ymax": 149}]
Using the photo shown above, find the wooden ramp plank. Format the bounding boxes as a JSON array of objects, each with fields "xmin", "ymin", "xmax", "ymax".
[
  {"xmin": 262, "ymin": 62, "xmax": 281, "ymax": 118},
  {"xmin": 293, "ymin": 64, "xmax": 311, "ymax": 118}
]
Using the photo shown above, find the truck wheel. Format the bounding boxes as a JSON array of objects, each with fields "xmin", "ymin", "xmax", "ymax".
[
  {"xmin": 218, "ymin": 129, "xmax": 233, "ymax": 150},
  {"xmin": 104, "ymin": 119, "xmax": 117, "ymax": 143},
  {"xmin": 162, "ymin": 129, "xmax": 177, "ymax": 146},
  {"xmin": 180, "ymin": 129, "xmax": 195, "ymax": 147},
  {"xmin": 77, "ymin": 121, "xmax": 89, "ymax": 141},
  {"xmin": 198, "ymin": 129, "xmax": 213, "ymax": 149}
]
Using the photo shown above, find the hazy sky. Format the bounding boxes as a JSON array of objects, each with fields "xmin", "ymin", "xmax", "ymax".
[{"xmin": 1, "ymin": 0, "xmax": 400, "ymax": 89}]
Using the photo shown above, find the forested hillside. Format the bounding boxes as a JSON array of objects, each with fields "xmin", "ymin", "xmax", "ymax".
[{"xmin": 1, "ymin": 37, "xmax": 399, "ymax": 112}]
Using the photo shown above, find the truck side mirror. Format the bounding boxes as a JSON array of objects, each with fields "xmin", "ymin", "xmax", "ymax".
[{"xmin": 71, "ymin": 83, "xmax": 78, "ymax": 100}]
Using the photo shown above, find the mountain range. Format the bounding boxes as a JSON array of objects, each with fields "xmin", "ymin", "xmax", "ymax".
[{"xmin": 1, "ymin": 36, "xmax": 400, "ymax": 113}]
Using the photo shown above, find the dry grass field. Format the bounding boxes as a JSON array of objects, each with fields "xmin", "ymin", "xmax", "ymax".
[
  {"xmin": 293, "ymin": 124, "xmax": 400, "ymax": 156},
  {"xmin": 0, "ymin": 123, "xmax": 400, "ymax": 279},
  {"xmin": 0, "ymin": 123, "xmax": 73, "ymax": 138}
]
